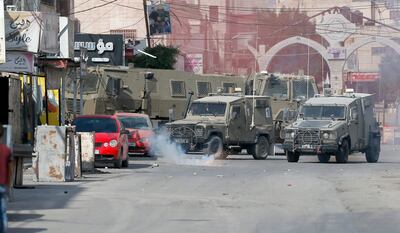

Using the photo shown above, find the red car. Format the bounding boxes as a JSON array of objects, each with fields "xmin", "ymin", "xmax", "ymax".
[
  {"xmin": 114, "ymin": 113, "xmax": 155, "ymax": 156},
  {"xmin": 73, "ymin": 115, "xmax": 129, "ymax": 168}
]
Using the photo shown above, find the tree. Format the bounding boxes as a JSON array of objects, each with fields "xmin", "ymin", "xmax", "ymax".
[{"xmin": 133, "ymin": 44, "xmax": 180, "ymax": 69}]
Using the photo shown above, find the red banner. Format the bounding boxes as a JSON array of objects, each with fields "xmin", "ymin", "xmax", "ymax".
[{"xmin": 350, "ymin": 72, "xmax": 380, "ymax": 82}]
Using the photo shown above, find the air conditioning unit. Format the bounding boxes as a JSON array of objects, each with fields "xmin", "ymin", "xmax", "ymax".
[{"xmin": 6, "ymin": 5, "xmax": 17, "ymax": 11}]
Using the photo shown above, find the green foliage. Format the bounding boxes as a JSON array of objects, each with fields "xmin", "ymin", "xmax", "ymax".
[{"xmin": 133, "ymin": 45, "xmax": 180, "ymax": 69}]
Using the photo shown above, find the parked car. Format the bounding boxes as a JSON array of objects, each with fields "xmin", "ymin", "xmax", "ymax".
[
  {"xmin": 114, "ymin": 113, "xmax": 155, "ymax": 156},
  {"xmin": 72, "ymin": 115, "xmax": 129, "ymax": 168}
]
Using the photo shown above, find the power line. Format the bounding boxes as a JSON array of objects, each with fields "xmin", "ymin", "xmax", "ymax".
[
  {"xmin": 68, "ymin": 0, "xmax": 119, "ymax": 15},
  {"xmin": 168, "ymin": 1, "xmax": 389, "ymax": 13},
  {"xmin": 101, "ymin": 17, "xmax": 145, "ymax": 34}
]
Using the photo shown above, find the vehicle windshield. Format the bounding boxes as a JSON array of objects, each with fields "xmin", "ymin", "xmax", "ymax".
[
  {"xmin": 117, "ymin": 117, "xmax": 151, "ymax": 129},
  {"xmin": 188, "ymin": 102, "xmax": 227, "ymax": 116},
  {"xmin": 293, "ymin": 79, "xmax": 315, "ymax": 100},
  {"xmin": 300, "ymin": 105, "xmax": 346, "ymax": 120},
  {"xmin": 263, "ymin": 79, "xmax": 288, "ymax": 100},
  {"xmin": 73, "ymin": 117, "xmax": 118, "ymax": 133}
]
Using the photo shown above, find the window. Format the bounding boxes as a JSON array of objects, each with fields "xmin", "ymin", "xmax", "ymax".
[
  {"xmin": 223, "ymin": 82, "xmax": 236, "ymax": 93},
  {"xmin": 264, "ymin": 79, "xmax": 288, "ymax": 100},
  {"xmin": 197, "ymin": 81, "xmax": 211, "ymax": 97},
  {"xmin": 188, "ymin": 103, "xmax": 226, "ymax": 116},
  {"xmin": 293, "ymin": 80, "xmax": 316, "ymax": 100},
  {"xmin": 146, "ymin": 80, "xmax": 158, "ymax": 94},
  {"xmin": 117, "ymin": 117, "xmax": 151, "ymax": 129},
  {"xmin": 73, "ymin": 118, "xmax": 117, "ymax": 133},
  {"xmin": 170, "ymin": 80, "xmax": 186, "ymax": 97}
]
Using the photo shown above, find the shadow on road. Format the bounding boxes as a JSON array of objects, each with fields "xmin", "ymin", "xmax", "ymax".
[{"xmin": 8, "ymin": 227, "xmax": 47, "ymax": 233}]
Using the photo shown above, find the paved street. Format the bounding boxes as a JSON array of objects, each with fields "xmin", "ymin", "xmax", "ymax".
[{"xmin": 8, "ymin": 145, "xmax": 400, "ymax": 233}]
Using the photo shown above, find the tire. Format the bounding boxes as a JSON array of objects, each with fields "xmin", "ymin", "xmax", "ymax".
[
  {"xmin": 335, "ymin": 140, "xmax": 349, "ymax": 163},
  {"xmin": 251, "ymin": 136, "xmax": 269, "ymax": 160},
  {"xmin": 122, "ymin": 152, "xmax": 129, "ymax": 168},
  {"xmin": 114, "ymin": 150, "xmax": 123, "ymax": 168},
  {"xmin": 205, "ymin": 136, "xmax": 227, "ymax": 159},
  {"xmin": 365, "ymin": 136, "xmax": 380, "ymax": 163},
  {"xmin": 286, "ymin": 151, "xmax": 300, "ymax": 163},
  {"xmin": 318, "ymin": 154, "xmax": 330, "ymax": 163}
]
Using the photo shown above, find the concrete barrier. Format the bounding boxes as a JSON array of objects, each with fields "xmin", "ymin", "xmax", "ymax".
[
  {"xmin": 33, "ymin": 126, "xmax": 78, "ymax": 182},
  {"xmin": 78, "ymin": 132, "xmax": 95, "ymax": 173}
]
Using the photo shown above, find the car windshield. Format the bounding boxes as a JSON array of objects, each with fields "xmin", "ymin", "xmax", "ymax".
[
  {"xmin": 73, "ymin": 117, "xmax": 118, "ymax": 133},
  {"xmin": 188, "ymin": 103, "xmax": 227, "ymax": 116},
  {"xmin": 293, "ymin": 79, "xmax": 315, "ymax": 100},
  {"xmin": 117, "ymin": 117, "xmax": 151, "ymax": 129},
  {"xmin": 301, "ymin": 105, "xmax": 346, "ymax": 120},
  {"xmin": 263, "ymin": 79, "xmax": 288, "ymax": 100}
]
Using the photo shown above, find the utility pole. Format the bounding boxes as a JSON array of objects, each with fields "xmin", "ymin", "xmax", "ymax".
[
  {"xmin": 79, "ymin": 48, "xmax": 88, "ymax": 115},
  {"xmin": 143, "ymin": 0, "xmax": 152, "ymax": 48}
]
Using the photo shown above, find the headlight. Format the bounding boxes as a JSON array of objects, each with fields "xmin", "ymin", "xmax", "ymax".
[
  {"xmin": 195, "ymin": 126, "xmax": 205, "ymax": 137},
  {"xmin": 140, "ymin": 137, "xmax": 148, "ymax": 143},
  {"xmin": 103, "ymin": 142, "xmax": 109, "ymax": 147},
  {"xmin": 109, "ymin": 139, "xmax": 118, "ymax": 147},
  {"xmin": 322, "ymin": 132, "xmax": 336, "ymax": 140},
  {"xmin": 285, "ymin": 131, "xmax": 295, "ymax": 139}
]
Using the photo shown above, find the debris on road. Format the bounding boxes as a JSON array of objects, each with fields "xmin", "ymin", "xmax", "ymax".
[
  {"xmin": 152, "ymin": 163, "xmax": 160, "ymax": 168},
  {"xmin": 217, "ymin": 174, "xmax": 224, "ymax": 178}
]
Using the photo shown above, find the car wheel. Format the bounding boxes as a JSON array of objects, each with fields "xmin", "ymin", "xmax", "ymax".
[
  {"xmin": 318, "ymin": 154, "xmax": 330, "ymax": 163},
  {"xmin": 365, "ymin": 136, "xmax": 380, "ymax": 163},
  {"xmin": 252, "ymin": 136, "xmax": 269, "ymax": 160},
  {"xmin": 122, "ymin": 151, "xmax": 129, "ymax": 168},
  {"xmin": 335, "ymin": 140, "xmax": 349, "ymax": 163},
  {"xmin": 114, "ymin": 150, "xmax": 123, "ymax": 168},
  {"xmin": 286, "ymin": 151, "xmax": 300, "ymax": 163},
  {"xmin": 205, "ymin": 136, "xmax": 227, "ymax": 159}
]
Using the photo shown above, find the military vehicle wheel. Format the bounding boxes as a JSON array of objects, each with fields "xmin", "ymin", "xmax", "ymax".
[
  {"xmin": 114, "ymin": 151, "xmax": 123, "ymax": 168},
  {"xmin": 122, "ymin": 152, "xmax": 129, "ymax": 168},
  {"xmin": 318, "ymin": 154, "xmax": 330, "ymax": 163},
  {"xmin": 206, "ymin": 136, "xmax": 227, "ymax": 159},
  {"xmin": 252, "ymin": 136, "xmax": 269, "ymax": 160},
  {"xmin": 335, "ymin": 140, "xmax": 349, "ymax": 163},
  {"xmin": 286, "ymin": 151, "xmax": 300, "ymax": 162},
  {"xmin": 365, "ymin": 137, "xmax": 380, "ymax": 163}
]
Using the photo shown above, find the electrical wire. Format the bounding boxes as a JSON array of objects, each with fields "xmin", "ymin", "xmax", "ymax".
[{"xmin": 68, "ymin": 0, "xmax": 118, "ymax": 15}]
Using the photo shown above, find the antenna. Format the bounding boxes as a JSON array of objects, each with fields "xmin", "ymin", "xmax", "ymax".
[
  {"xmin": 137, "ymin": 49, "xmax": 157, "ymax": 58},
  {"xmin": 250, "ymin": 73, "xmax": 256, "ymax": 129}
]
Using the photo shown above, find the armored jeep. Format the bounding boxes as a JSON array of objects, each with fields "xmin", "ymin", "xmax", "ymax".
[
  {"xmin": 249, "ymin": 72, "xmax": 319, "ymax": 143},
  {"xmin": 282, "ymin": 92, "xmax": 381, "ymax": 163},
  {"xmin": 166, "ymin": 93, "xmax": 275, "ymax": 160}
]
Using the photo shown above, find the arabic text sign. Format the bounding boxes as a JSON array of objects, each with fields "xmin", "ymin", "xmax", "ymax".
[
  {"xmin": 4, "ymin": 11, "xmax": 59, "ymax": 53},
  {"xmin": 350, "ymin": 72, "xmax": 380, "ymax": 82},
  {"xmin": 74, "ymin": 34, "xmax": 123, "ymax": 66},
  {"xmin": 0, "ymin": 51, "xmax": 34, "ymax": 73}
]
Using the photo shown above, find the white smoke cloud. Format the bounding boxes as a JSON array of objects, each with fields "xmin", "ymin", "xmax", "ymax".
[{"xmin": 149, "ymin": 132, "xmax": 218, "ymax": 166}]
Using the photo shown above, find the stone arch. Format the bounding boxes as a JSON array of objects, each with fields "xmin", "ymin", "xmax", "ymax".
[
  {"xmin": 344, "ymin": 36, "xmax": 400, "ymax": 70},
  {"xmin": 262, "ymin": 36, "xmax": 331, "ymax": 73}
]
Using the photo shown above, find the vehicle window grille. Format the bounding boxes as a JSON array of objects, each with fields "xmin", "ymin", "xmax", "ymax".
[
  {"xmin": 197, "ymin": 81, "xmax": 211, "ymax": 97},
  {"xmin": 146, "ymin": 80, "xmax": 158, "ymax": 93},
  {"xmin": 170, "ymin": 80, "xmax": 186, "ymax": 97},
  {"xmin": 223, "ymin": 82, "xmax": 236, "ymax": 93}
]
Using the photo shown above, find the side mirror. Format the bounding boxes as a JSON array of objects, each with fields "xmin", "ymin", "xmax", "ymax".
[
  {"xmin": 351, "ymin": 111, "xmax": 358, "ymax": 121},
  {"xmin": 121, "ymin": 129, "xmax": 130, "ymax": 135},
  {"xmin": 230, "ymin": 111, "xmax": 238, "ymax": 120}
]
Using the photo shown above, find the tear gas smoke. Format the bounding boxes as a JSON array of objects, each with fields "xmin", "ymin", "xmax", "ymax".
[{"xmin": 149, "ymin": 132, "xmax": 218, "ymax": 166}]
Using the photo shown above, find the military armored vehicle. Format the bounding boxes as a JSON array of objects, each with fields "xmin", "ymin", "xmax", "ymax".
[
  {"xmin": 166, "ymin": 91, "xmax": 275, "ymax": 160},
  {"xmin": 65, "ymin": 66, "xmax": 245, "ymax": 125},
  {"xmin": 250, "ymin": 72, "xmax": 319, "ymax": 143},
  {"xmin": 282, "ymin": 90, "xmax": 381, "ymax": 163}
]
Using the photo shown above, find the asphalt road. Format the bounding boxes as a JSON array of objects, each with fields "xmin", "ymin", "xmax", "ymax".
[{"xmin": 8, "ymin": 145, "xmax": 400, "ymax": 233}]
